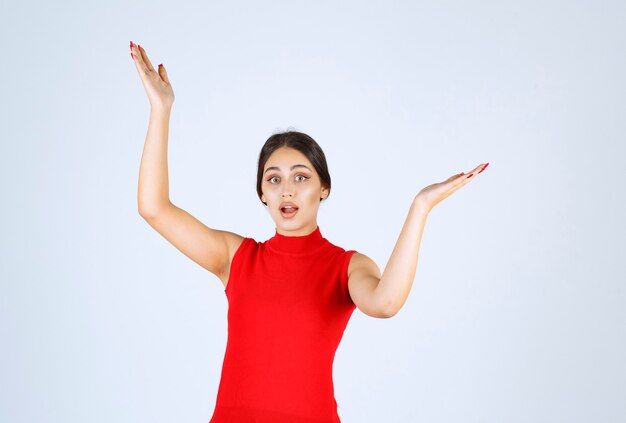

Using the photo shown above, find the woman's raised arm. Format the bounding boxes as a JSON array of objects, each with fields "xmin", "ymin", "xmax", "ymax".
[
  {"xmin": 131, "ymin": 41, "xmax": 175, "ymax": 214},
  {"xmin": 348, "ymin": 163, "xmax": 489, "ymax": 317},
  {"xmin": 131, "ymin": 41, "xmax": 244, "ymax": 287}
]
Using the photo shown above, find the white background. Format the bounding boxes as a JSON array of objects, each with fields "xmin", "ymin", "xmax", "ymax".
[{"xmin": 1, "ymin": 0, "xmax": 625, "ymax": 422}]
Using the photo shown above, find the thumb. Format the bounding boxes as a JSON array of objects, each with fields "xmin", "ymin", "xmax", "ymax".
[
  {"xmin": 158, "ymin": 63, "xmax": 170, "ymax": 84},
  {"xmin": 445, "ymin": 172, "xmax": 464, "ymax": 182}
]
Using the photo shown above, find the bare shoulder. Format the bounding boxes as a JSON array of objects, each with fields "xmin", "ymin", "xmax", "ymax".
[
  {"xmin": 346, "ymin": 252, "xmax": 384, "ymax": 318},
  {"xmin": 222, "ymin": 229, "xmax": 247, "ymax": 249},
  {"xmin": 347, "ymin": 252, "xmax": 381, "ymax": 280}
]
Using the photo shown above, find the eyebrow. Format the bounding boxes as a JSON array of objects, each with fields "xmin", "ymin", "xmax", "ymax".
[{"xmin": 264, "ymin": 164, "xmax": 312, "ymax": 174}]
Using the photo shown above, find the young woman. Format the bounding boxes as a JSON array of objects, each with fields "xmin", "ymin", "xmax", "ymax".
[{"xmin": 131, "ymin": 41, "xmax": 488, "ymax": 423}]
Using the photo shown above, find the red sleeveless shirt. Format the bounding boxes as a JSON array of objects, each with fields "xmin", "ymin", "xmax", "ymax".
[{"xmin": 209, "ymin": 226, "xmax": 358, "ymax": 423}]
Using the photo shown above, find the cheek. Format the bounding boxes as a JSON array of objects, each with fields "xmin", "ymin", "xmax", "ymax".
[
  {"xmin": 262, "ymin": 184, "xmax": 276, "ymax": 195},
  {"xmin": 304, "ymin": 187, "xmax": 322, "ymax": 203}
]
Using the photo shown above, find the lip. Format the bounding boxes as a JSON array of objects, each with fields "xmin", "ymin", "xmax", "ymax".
[
  {"xmin": 279, "ymin": 201, "xmax": 299, "ymax": 211},
  {"xmin": 279, "ymin": 202, "xmax": 299, "ymax": 219}
]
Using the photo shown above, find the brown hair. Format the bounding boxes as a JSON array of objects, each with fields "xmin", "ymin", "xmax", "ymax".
[{"xmin": 256, "ymin": 130, "xmax": 331, "ymax": 206}]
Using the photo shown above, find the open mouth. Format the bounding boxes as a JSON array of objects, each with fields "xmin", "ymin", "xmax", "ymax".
[{"xmin": 280, "ymin": 207, "xmax": 299, "ymax": 217}]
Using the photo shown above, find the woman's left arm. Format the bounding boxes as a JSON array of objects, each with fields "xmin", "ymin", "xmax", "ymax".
[{"xmin": 372, "ymin": 162, "xmax": 489, "ymax": 317}]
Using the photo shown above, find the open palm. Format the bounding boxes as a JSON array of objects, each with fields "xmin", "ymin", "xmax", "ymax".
[
  {"xmin": 415, "ymin": 163, "xmax": 489, "ymax": 212},
  {"xmin": 130, "ymin": 41, "xmax": 175, "ymax": 110}
]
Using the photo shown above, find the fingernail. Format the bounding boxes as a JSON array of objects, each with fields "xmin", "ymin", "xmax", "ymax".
[
  {"xmin": 478, "ymin": 162, "xmax": 489, "ymax": 174},
  {"xmin": 466, "ymin": 173, "xmax": 473, "ymax": 178}
]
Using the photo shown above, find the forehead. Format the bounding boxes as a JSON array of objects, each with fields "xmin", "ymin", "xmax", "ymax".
[{"xmin": 264, "ymin": 147, "xmax": 312, "ymax": 171}]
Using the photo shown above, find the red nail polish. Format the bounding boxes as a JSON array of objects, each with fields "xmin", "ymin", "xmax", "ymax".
[
  {"xmin": 478, "ymin": 162, "xmax": 489, "ymax": 174},
  {"xmin": 466, "ymin": 173, "xmax": 473, "ymax": 178}
]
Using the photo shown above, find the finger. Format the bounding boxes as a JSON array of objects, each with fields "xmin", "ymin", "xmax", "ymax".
[
  {"xmin": 436, "ymin": 164, "xmax": 488, "ymax": 200},
  {"xmin": 444, "ymin": 164, "xmax": 485, "ymax": 195},
  {"xmin": 131, "ymin": 42, "xmax": 146, "ymax": 69},
  {"xmin": 477, "ymin": 162, "xmax": 489, "ymax": 174},
  {"xmin": 463, "ymin": 163, "xmax": 489, "ymax": 180},
  {"xmin": 138, "ymin": 44, "xmax": 155, "ymax": 72},
  {"xmin": 158, "ymin": 63, "xmax": 170, "ymax": 84},
  {"xmin": 444, "ymin": 172, "xmax": 465, "ymax": 182}
]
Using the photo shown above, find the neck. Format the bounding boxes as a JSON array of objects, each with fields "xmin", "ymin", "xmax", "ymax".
[
  {"xmin": 276, "ymin": 223, "xmax": 319, "ymax": 237},
  {"xmin": 266, "ymin": 225, "xmax": 327, "ymax": 255}
]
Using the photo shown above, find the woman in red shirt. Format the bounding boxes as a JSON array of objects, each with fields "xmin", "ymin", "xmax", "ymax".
[{"xmin": 131, "ymin": 41, "xmax": 489, "ymax": 422}]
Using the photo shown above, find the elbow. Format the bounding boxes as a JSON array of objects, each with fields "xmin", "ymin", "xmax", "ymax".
[
  {"xmin": 372, "ymin": 290, "xmax": 400, "ymax": 319},
  {"xmin": 361, "ymin": 303, "xmax": 396, "ymax": 319},
  {"xmin": 381, "ymin": 306, "xmax": 399, "ymax": 319},
  {"xmin": 138, "ymin": 201, "xmax": 171, "ymax": 219},
  {"xmin": 138, "ymin": 206, "xmax": 155, "ymax": 220},
  {"xmin": 137, "ymin": 199, "xmax": 152, "ymax": 218},
  {"xmin": 377, "ymin": 300, "xmax": 399, "ymax": 319},
  {"xmin": 371, "ymin": 308, "xmax": 397, "ymax": 319}
]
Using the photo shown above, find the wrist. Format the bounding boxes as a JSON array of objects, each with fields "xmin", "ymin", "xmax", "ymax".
[
  {"xmin": 411, "ymin": 196, "xmax": 431, "ymax": 215},
  {"xmin": 150, "ymin": 104, "xmax": 172, "ymax": 116}
]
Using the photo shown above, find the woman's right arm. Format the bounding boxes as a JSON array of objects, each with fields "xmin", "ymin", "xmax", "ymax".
[{"xmin": 132, "ymin": 42, "xmax": 244, "ymax": 286}]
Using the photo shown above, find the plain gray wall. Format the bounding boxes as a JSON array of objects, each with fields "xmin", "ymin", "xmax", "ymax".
[{"xmin": 1, "ymin": 0, "xmax": 625, "ymax": 422}]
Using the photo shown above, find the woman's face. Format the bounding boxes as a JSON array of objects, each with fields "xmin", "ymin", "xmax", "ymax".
[{"xmin": 261, "ymin": 147, "xmax": 328, "ymax": 236}]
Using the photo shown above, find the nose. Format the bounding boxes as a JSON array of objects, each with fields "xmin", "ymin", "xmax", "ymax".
[{"xmin": 281, "ymin": 180, "xmax": 294, "ymax": 198}]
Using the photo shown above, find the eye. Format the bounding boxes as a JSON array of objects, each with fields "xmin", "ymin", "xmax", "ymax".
[
  {"xmin": 295, "ymin": 175, "xmax": 308, "ymax": 182},
  {"xmin": 267, "ymin": 176, "xmax": 279, "ymax": 184}
]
